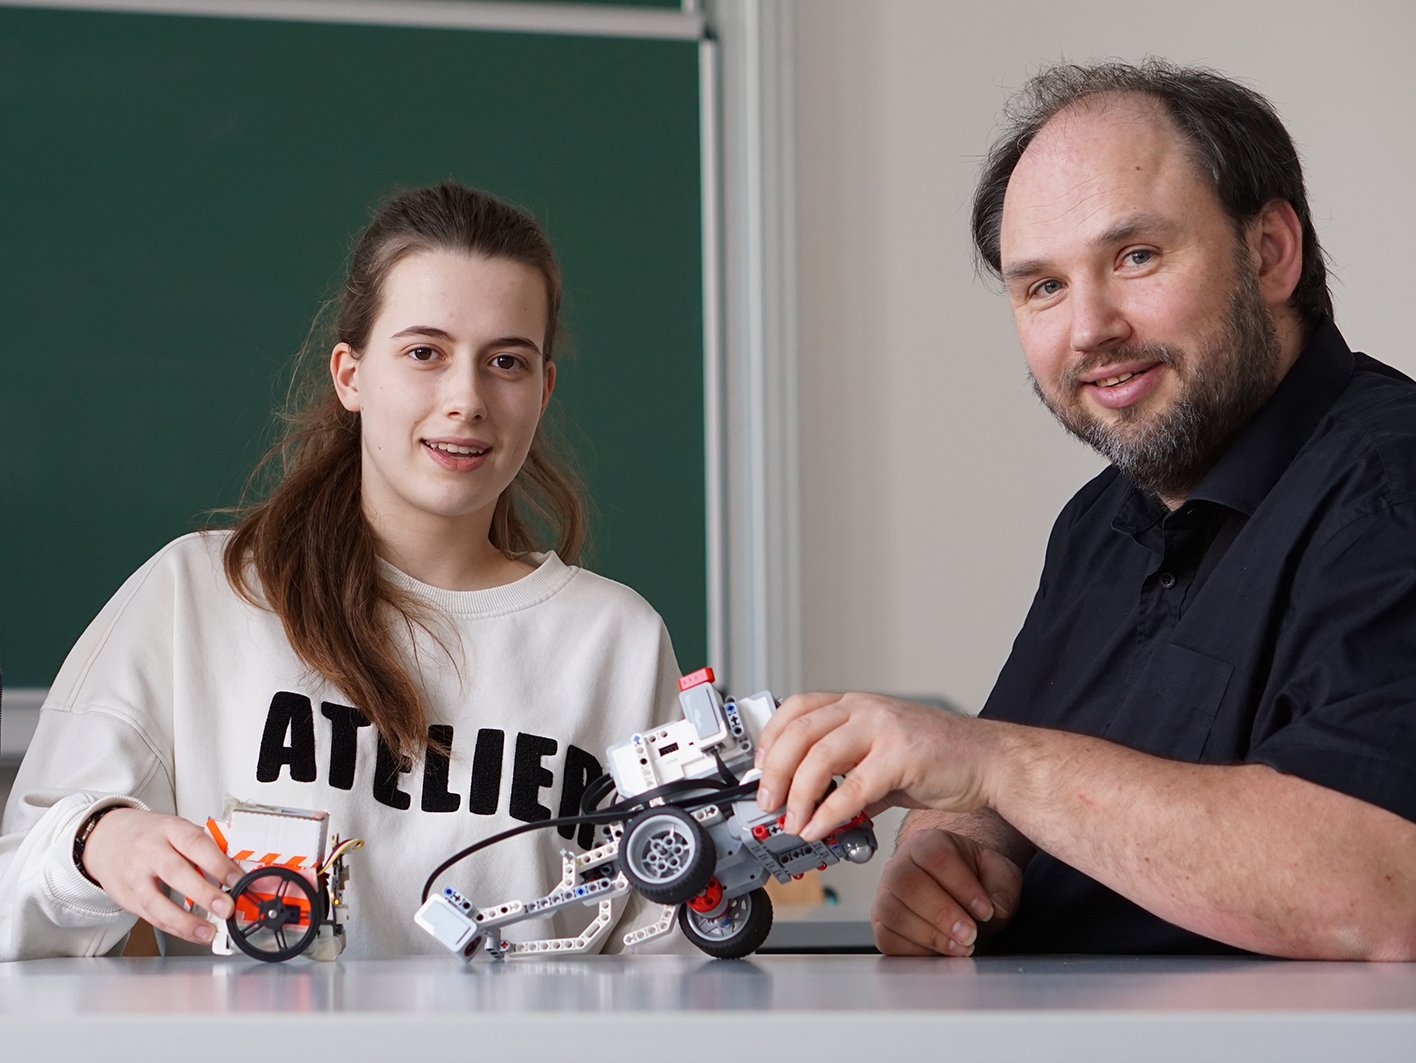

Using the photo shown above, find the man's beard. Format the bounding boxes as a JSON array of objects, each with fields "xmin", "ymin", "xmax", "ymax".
[{"xmin": 1032, "ymin": 258, "xmax": 1282, "ymax": 502}]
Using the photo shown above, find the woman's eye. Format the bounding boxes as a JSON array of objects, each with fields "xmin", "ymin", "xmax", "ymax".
[
  {"xmin": 1031, "ymin": 279, "xmax": 1063, "ymax": 300},
  {"xmin": 490, "ymin": 354, "xmax": 524, "ymax": 371},
  {"xmin": 408, "ymin": 346, "xmax": 439, "ymax": 362}
]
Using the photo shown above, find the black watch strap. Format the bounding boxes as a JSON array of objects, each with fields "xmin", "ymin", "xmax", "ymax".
[{"xmin": 73, "ymin": 804, "xmax": 123, "ymax": 888}]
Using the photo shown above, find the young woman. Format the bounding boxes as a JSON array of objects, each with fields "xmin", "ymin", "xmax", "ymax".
[{"xmin": 0, "ymin": 183, "xmax": 681, "ymax": 960}]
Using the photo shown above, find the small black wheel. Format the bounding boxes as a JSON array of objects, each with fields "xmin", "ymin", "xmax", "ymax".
[
  {"xmin": 227, "ymin": 866, "xmax": 323, "ymax": 962},
  {"xmin": 620, "ymin": 806, "xmax": 716, "ymax": 904},
  {"xmin": 678, "ymin": 887, "xmax": 774, "ymax": 959}
]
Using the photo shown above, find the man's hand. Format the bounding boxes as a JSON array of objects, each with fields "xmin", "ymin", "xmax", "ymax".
[
  {"xmin": 754, "ymin": 691, "xmax": 1003, "ymax": 841},
  {"xmin": 80, "ymin": 808, "xmax": 244, "ymax": 947},
  {"xmin": 872, "ymin": 829, "xmax": 1023, "ymax": 956}
]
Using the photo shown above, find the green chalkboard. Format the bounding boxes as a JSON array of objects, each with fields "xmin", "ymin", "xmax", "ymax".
[{"xmin": 0, "ymin": 7, "xmax": 706, "ymax": 688}]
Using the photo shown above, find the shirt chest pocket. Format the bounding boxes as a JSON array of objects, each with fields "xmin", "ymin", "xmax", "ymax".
[{"xmin": 1108, "ymin": 643, "xmax": 1234, "ymax": 762}]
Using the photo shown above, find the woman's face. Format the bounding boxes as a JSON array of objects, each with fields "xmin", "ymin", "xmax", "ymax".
[{"xmin": 331, "ymin": 249, "xmax": 554, "ymax": 545}]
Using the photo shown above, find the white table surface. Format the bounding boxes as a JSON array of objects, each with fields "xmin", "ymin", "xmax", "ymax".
[{"xmin": 1, "ymin": 954, "xmax": 1412, "ymax": 1062}]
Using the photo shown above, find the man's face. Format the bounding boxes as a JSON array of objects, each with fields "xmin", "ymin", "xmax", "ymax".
[{"xmin": 998, "ymin": 95, "xmax": 1281, "ymax": 503}]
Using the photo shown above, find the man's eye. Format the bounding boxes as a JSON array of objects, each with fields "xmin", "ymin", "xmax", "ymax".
[
  {"xmin": 491, "ymin": 354, "xmax": 524, "ymax": 370},
  {"xmin": 1031, "ymin": 279, "xmax": 1063, "ymax": 299},
  {"xmin": 1123, "ymin": 249, "xmax": 1155, "ymax": 268}
]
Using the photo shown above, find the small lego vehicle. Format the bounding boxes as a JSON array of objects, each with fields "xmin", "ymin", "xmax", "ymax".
[
  {"xmin": 200, "ymin": 799, "xmax": 364, "ymax": 962},
  {"xmin": 415, "ymin": 668, "xmax": 877, "ymax": 960}
]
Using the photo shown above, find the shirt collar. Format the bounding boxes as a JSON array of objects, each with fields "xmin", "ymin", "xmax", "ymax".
[
  {"xmin": 1112, "ymin": 316, "xmax": 1354, "ymax": 536},
  {"xmin": 1112, "ymin": 482, "xmax": 1169, "ymax": 541},
  {"xmin": 1187, "ymin": 316, "xmax": 1354, "ymax": 516}
]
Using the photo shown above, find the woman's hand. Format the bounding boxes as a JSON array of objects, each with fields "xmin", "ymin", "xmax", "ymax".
[{"xmin": 80, "ymin": 808, "xmax": 245, "ymax": 946}]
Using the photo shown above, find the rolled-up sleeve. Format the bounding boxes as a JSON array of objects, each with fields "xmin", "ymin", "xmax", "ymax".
[{"xmin": 1250, "ymin": 499, "xmax": 1416, "ymax": 823}]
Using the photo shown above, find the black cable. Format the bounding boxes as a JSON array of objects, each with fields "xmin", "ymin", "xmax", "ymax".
[
  {"xmin": 587, "ymin": 776, "xmax": 756, "ymax": 819},
  {"xmin": 712, "ymin": 750, "xmax": 740, "ymax": 787},
  {"xmin": 420, "ymin": 808, "xmax": 630, "ymax": 904},
  {"xmin": 578, "ymin": 771, "xmax": 619, "ymax": 816},
  {"xmin": 421, "ymin": 774, "xmax": 761, "ymax": 903}
]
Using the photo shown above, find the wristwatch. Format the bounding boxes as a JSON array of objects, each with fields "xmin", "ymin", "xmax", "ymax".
[{"xmin": 72, "ymin": 804, "xmax": 122, "ymax": 888}]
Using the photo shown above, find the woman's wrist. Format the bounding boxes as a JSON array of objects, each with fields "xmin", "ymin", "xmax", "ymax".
[{"xmin": 72, "ymin": 804, "xmax": 123, "ymax": 887}]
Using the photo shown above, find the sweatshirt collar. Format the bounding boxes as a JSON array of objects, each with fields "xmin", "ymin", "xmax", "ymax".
[{"xmin": 377, "ymin": 551, "xmax": 575, "ymax": 617}]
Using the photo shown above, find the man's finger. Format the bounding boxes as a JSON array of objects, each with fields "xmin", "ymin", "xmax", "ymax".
[
  {"xmin": 756, "ymin": 691, "xmax": 841, "ymax": 763},
  {"xmin": 872, "ymin": 899, "xmax": 975, "ymax": 957},
  {"xmin": 798, "ymin": 753, "xmax": 880, "ymax": 840},
  {"xmin": 755, "ymin": 702, "xmax": 849, "ymax": 812},
  {"xmin": 908, "ymin": 834, "xmax": 995, "ymax": 922},
  {"xmin": 872, "ymin": 922, "xmax": 940, "ymax": 957},
  {"xmin": 975, "ymin": 847, "xmax": 1024, "ymax": 921},
  {"xmin": 873, "ymin": 881, "xmax": 977, "ymax": 955}
]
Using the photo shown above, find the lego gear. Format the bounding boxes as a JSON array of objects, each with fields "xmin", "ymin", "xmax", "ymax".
[{"xmin": 620, "ymin": 807, "xmax": 716, "ymax": 904}]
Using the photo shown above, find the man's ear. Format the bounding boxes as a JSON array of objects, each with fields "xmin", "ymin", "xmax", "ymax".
[
  {"xmin": 331, "ymin": 343, "xmax": 361, "ymax": 412},
  {"xmin": 1252, "ymin": 199, "xmax": 1304, "ymax": 311}
]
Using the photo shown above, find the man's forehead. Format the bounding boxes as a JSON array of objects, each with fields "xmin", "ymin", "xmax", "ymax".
[
  {"xmin": 1019, "ymin": 93, "xmax": 1182, "ymax": 178},
  {"xmin": 999, "ymin": 94, "xmax": 1211, "ymax": 261}
]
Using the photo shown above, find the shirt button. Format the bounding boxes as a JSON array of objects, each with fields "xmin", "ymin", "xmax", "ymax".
[{"xmin": 1159, "ymin": 572, "xmax": 1177, "ymax": 589}]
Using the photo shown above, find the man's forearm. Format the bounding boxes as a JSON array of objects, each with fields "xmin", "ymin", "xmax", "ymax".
[
  {"xmin": 984, "ymin": 721, "xmax": 1416, "ymax": 960},
  {"xmin": 897, "ymin": 807, "xmax": 1035, "ymax": 870}
]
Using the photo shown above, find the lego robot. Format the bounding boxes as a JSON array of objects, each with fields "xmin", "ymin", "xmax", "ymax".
[
  {"xmin": 199, "ymin": 799, "xmax": 364, "ymax": 962},
  {"xmin": 415, "ymin": 668, "xmax": 877, "ymax": 960}
]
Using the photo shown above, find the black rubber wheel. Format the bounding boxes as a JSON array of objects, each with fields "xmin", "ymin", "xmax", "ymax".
[
  {"xmin": 678, "ymin": 887, "xmax": 774, "ymax": 959},
  {"xmin": 620, "ymin": 806, "xmax": 716, "ymax": 904},
  {"xmin": 226, "ymin": 866, "xmax": 323, "ymax": 962}
]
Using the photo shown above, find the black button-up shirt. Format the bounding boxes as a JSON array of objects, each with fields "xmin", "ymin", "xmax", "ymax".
[{"xmin": 980, "ymin": 318, "xmax": 1416, "ymax": 954}]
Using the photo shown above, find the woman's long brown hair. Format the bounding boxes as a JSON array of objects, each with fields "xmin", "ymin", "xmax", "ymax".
[{"xmin": 223, "ymin": 183, "xmax": 586, "ymax": 760}]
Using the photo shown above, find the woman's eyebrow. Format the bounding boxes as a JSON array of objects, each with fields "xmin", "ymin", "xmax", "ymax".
[
  {"xmin": 484, "ymin": 336, "xmax": 544, "ymax": 356},
  {"xmin": 390, "ymin": 324, "xmax": 455, "ymax": 341}
]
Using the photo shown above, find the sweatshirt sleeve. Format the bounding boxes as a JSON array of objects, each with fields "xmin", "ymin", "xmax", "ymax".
[{"xmin": 0, "ymin": 543, "xmax": 185, "ymax": 961}]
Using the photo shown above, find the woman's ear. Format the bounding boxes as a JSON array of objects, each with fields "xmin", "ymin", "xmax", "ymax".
[
  {"xmin": 540, "ymin": 360, "xmax": 557, "ymax": 417},
  {"xmin": 331, "ymin": 343, "xmax": 361, "ymax": 412}
]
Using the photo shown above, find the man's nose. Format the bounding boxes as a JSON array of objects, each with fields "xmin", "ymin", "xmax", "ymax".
[{"xmin": 1069, "ymin": 283, "xmax": 1130, "ymax": 354}]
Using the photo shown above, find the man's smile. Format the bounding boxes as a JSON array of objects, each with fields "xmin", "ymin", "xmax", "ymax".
[{"xmin": 1080, "ymin": 362, "xmax": 1165, "ymax": 411}]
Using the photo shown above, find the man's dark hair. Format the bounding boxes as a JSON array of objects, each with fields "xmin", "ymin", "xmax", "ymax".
[{"xmin": 971, "ymin": 59, "xmax": 1333, "ymax": 327}]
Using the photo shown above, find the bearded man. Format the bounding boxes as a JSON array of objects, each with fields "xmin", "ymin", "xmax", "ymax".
[{"xmin": 754, "ymin": 60, "xmax": 1416, "ymax": 958}]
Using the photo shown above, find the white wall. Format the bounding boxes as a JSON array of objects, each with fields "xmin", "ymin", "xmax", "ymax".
[{"xmin": 793, "ymin": 0, "xmax": 1416, "ymax": 910}]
